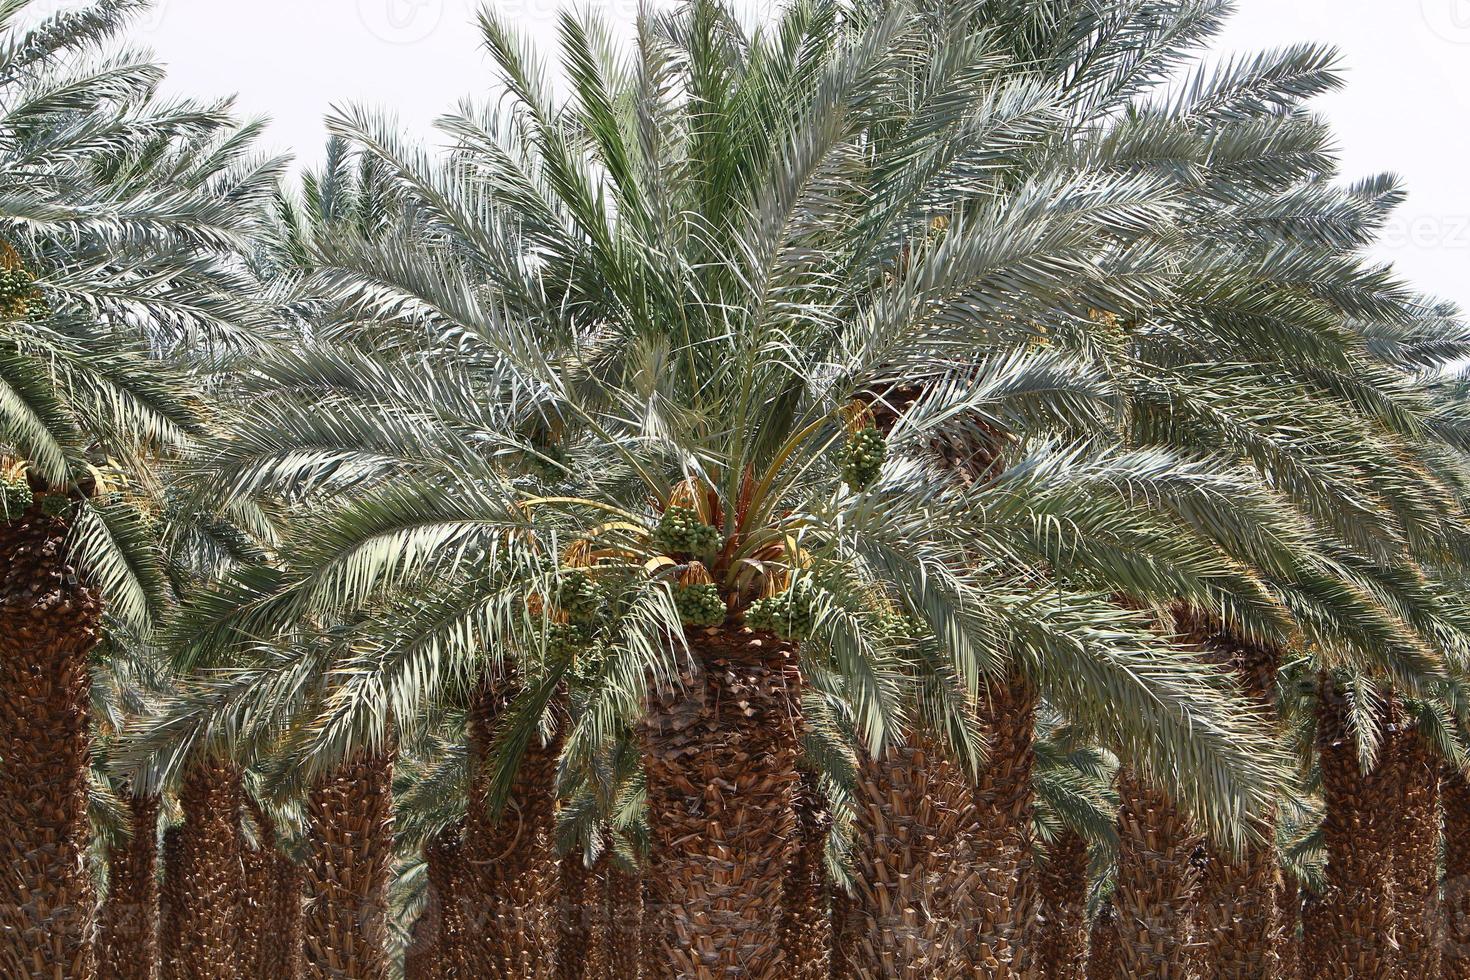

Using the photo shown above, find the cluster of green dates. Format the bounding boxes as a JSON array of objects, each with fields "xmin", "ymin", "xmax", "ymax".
[
  {"xmin": 545, "ymin": 622, "xmax": 594, "ymax": 660},
  {"xmin": 674, "ymin": 583, "xmax": 726, "ymax": 627},
  {"xmin": 746, "ymin": 582, "xmax": 819, "ymax": 641},
  {"xmin": 651, "ymin": 506, "xmax": 721, "ymax": 556},
  {"xmin": 555, "ymin": 569, "xmax": 607, "ymax": 624},
  {"xmin": 0, "ymin": 266, "xmax": 43, "ymax": 321},
  {"xmin": 877, "ymin": 610, "xmax": 927, "ymax": 646},
  {"xmin": 842, "ymin": 427, "xmax": 888, "ymax": 491},
  {"xmin": 1, "ymin": 472, "xmax": 32, "ymax": 517}
]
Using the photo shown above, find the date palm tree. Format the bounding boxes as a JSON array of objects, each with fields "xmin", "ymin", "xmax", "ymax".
[
  {"xmin": 171, "ymin": 4, "xmax": 1296, "ymax": 976},
  {"xmin": 0, "ymin": 3, "xmax": 277, "ymax": 973}
]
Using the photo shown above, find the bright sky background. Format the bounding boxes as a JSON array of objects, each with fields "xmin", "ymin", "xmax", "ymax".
[{"xmin": 91, "ymin": 0, "xmax": 1470, "ymax": 310}]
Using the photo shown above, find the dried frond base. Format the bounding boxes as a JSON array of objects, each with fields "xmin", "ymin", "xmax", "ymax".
[
  {"xmin": 99, "ymin": 794, "xmax": 162, "ymax": 980},
  {"xmin": 640, "ymin": 627, "xmax": 802, "ymax": 978},
  {"xmin": 1307, "ymin": 677, "xmax": 1396, "ymax": 979},
  {"xmin": 0, "ymin": 513, "xmax": 102, "ymax": 979},
  {"xmin": 1105, "ymin": 770, "xmax": 1202, "ymax": 980},
  {"xmin": 304, "ymin": 749, "xmax": 395, "ymax": 980},
  {"xmin": 1031, "ymin": 830, "xmax": 1089, "ymax": 980},
  {"xmin": 460, "ymin": 688, "xmax": 561, "ymax": 978},
  {"xmin": 171, "ymin": 760, "xmax": 247, "ymax": 980}
]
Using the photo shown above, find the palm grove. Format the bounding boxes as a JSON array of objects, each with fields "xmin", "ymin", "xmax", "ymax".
[{"xmin": 4, "ymin": 0, "xmax": 1470, "ymax": 978}]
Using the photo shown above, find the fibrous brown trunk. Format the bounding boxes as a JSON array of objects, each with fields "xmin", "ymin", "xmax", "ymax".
[
  {"xmin": 158, "ymin": 829, "xmax": 183, "ymax": 980},
  {"xmin": 783, "ymin": 773, "xmax": 831, "ymax": 979},
  {"xmin": 99, "ymin": 793, "xmax": 161, "ymax": 980},
  {"xmin": 1389, "ymin": 723, "xmax": 1441, "ymax": 978},
  {"xmin": 265, "ymin": 861, "xmax": 306, "ymax": 980},
  {"xmin": 559, "ymin": 854, "xmax": 610, "ymax": 980},
  {"xmin": 1187, "ymin": 625, "xmax": 1282, "ymax": 980},
  {"xmin": 1308, "ymin": 675, "xmax": 1396, "ymax": 978},
  {"xmin": 171, "ymin": 759, "xmax": 246, "ymax": 980},
  {"xmin": 1443, "ymin": 769, "xmax": 1470, "ymax": 979},
  {"xmin": 1086, "ymin": 902, "xmax": 1121, "ymax": 980},
  {"xmin": 604, "ymin": 863, "xmax": 643, "ymax": 978},
  {"xmin": 839, "ymin": 740, "xmax": 978, "ymax": 979},
  {"xmin": 405, "ymin": 828, "xmax": 467, "ymax": 980},
  {"xmin": 967, "ymin": 675, "xmax": 1038, "ymax": 975},
  {"xmin": 1299, "ymin": 888, "xmax": 1328, "ymax": 980},
  {"xmin": 303, "ymin": 747, "xmax": 395, "ymax": 980},
  {"xmin": 838, "ymin": 675, "xmax": 1035, "ymax": 979},
  {"xmin": 460, "ymin": 686, "xmax": 561, "ymax": 978},
  {"xmin": 1277, "ymin": 877, "xmax": 1301, "ymax": 980},
  {"xmin": 640, "ymin": 627, "xmax": 801, "ymax": 978},
  {"xmin": 1033, "ymin": 830, "xmax": 1089, "ymax": 980},
  {"xmin": 0, "ymin": 510, "xmax": 103, "ymax": 979},
  {"xmin": 1104, "ymin": 769, "xmax": 1202, "ymax": 979},
  {"xmin": 243, "ymin": 803, "xmax": 303, "ymax": 979}
]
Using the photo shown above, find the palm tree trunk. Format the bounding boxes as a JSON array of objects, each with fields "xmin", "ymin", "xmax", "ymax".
[
  {"xmin": 840, "ymin": 741, "xmax": 973, "ymax": 978},
  {"xmin": 264, "ymin": 860, "xmax": 306, "ymax": 980},
  {"xmin": 783, "ymin": 773, "xmax": 831, "ymax": 979},
  {"xmin": 1388, "ymin": 723, "xmax": 1441, "ymax": 978},
  {"xmin": 1188, "ymin": 626, "xmax": 1282, "ymax": 979},
  {"xmin": 1033, "ymin": 829, "xmax": 1089, "ymax": 980},
  {"xmin": 838, "ymin": 675, "xmax": 1035, "ymax": 979},
  {"xmin": 1299, "ymin": 888, "xmax": 1329, "ymax": 980},
  {"xmin": 1104, "ymin": 769, "xmax": 1202, "ymax": 979},
  {"xmin": 604, "ymin": 863, "xmax": 643, "ymax": 979},
  {"xmin": 0, "ymin": 510, "xmax": 103, "ymax": 979},
  {"xmin": 402, "ymin": 913, "xmax": 437, "ymax": 980},
  {"xmin": 243, "ymin": 802, "xmax": 303, "ymax": 980},
  {"xmin": 461, "ymin": 684, "xmax": 561, "ymax": 977},
  {"xmin": 1443, "ymin": 768, "xmax": 1470, "ymax": 979},
  {"xmin": 99, "ymin": 793, "xmax": 161, "ymax": 980},
  {"xmin": 558, "ymin": 854, "xmax": 610, "ymax": 980},
  {"xmin": 159, "ymin": 828, "xmax": 183, "ymax": 980},
  {"xmin": 1086, "ymin": 902, "xmax": 1121, "ymax": 980},
  {"xmin": 640, "ymin": 626, "xmax": 801, "ymax": 978},
  {"xmin": 967, "ymin": 675, "xmax": 1038, "ymax": 974},
  {"xmin": 1277, "ymin": 877, "xmax": 1301, "ymax": 980},
  {"xmin": 406, "ymin": 828, "xmax": 467, "ymax": 980},
  {"xmin": 1308, "ymin": 675, "xmax": 1396, "ymax": 978},
  {"xmin": 172, "ymin": 759, "xmax": 247, "ymax": 980},
  {"xmin": 303, "ymin": 747, "xmax": 395, "ymax": 980}
]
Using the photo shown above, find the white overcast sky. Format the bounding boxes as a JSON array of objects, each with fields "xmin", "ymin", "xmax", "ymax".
[{"xmin": 96, "ymin": 0, "xmax": 1470, "ymax": 310}]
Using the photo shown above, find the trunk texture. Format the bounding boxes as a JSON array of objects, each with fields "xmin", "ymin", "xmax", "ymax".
[
  {"xmin": 1086, "ymin": 903, "xmax": 1121, "ymax": 980},
  {"xmin": 303, "ymin": 748, "xmax": 395, "ymax": 980},
  {"xmin": 967, "ymin": 675, "xmax": 1038, "ymax": 975},
  {"xmin": 1033, "ymin": 830, "xmax": 1089, "ymax": 980},
  {"xmin": 405, "ymin": 828, "xmax": 467, "ymax": 980},
  {"xmin": 243, "ymin": 803, "xmax": 303, "ymax": 980},
  {"xmin": 170, "ymin": 760, "xmax": 246, "ymax": 980},
  {"xmin": 783, "ymin": 774, "xmax": 831, "ymax": 979},
  {"xmin": 604, "ymin": 864, "xmax": 643, "ymax": 979},
  {"xmin": 1188, "ymin": 625, "xmax": 1282, "ymax": 979},
  {"xmin": 1309, "ymin": 675, "xmax": 1396, "ymax": 978},
  {"xmin": 837, "ymin": 675, "xmax": 1035, "ymax": 979},
  {"xmin": 1105, "ymin": 769, "xmax": 1202, "ymax": 979},
  {"xmin": 1388, "ymin": 724, "xmax": 1441, "ymax": 978},
  {"xmin": 1443, "ymin": 769, "xmax": 1470, "ymax": 979},
  {"xmin": 98, "ymin": 793, "xmax": 161, "ymax": 980},
  {"xmin": 460, "ymin": 686, "xmax": 561, "ymax": 977},
  {"xmin": 1299, "ymin": 889, "xmax": 1329, "ymax": 980},
  {"xmin": 640, "ymin": 627, "xmax": 801, "ymax": 978},
  {"xmin": 839, "ymin": 739, "xmax": 973, "ymax": 978},
  {"xmin": 1277, "ymin": 877, "xmax": 1301, "ymax": 980},
  {"xmin": 158, "ymin": 829, "xmax": 183, "ymax": 980},
  {"xmin": 0, "ymin": 511, "xmax": 103, "ymax": 979},
  {"xmin": 558, "ymin": 854, "xmax": 609, "ymax": 980}
]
